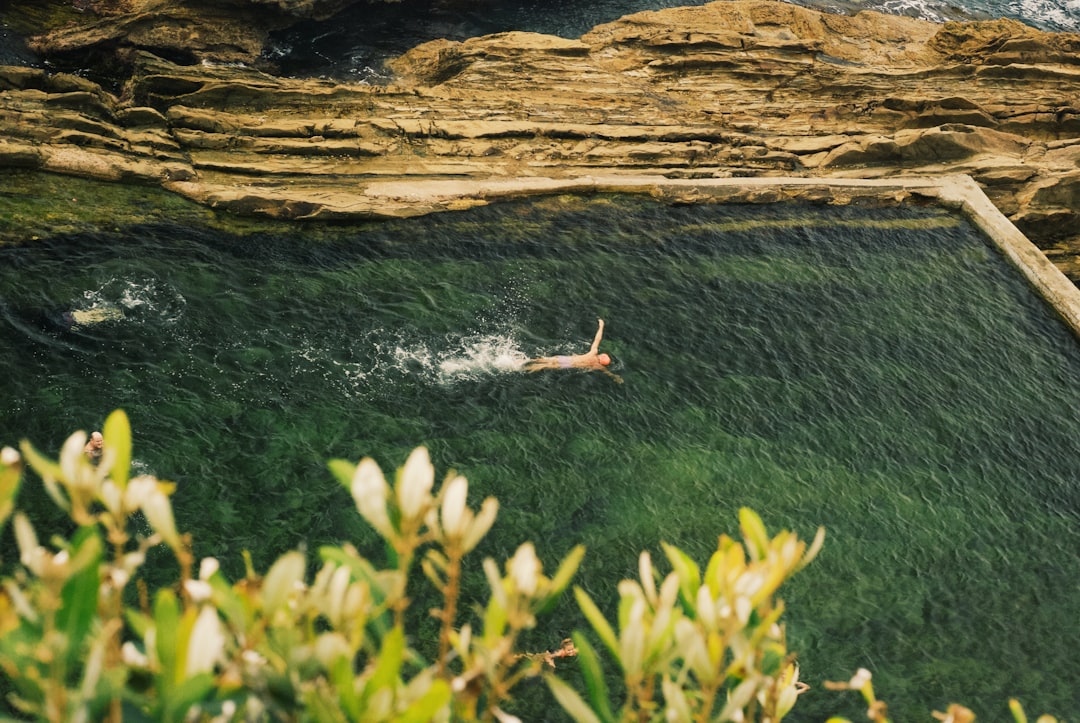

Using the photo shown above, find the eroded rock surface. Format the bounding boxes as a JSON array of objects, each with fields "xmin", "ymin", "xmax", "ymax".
[
  {"xmin": 23, "ymin": 0, "xmax": 367, "ymax": 66},
  {"xmin": 2, "ymin": 1, "xmax": 1079, "ymax": 275}
]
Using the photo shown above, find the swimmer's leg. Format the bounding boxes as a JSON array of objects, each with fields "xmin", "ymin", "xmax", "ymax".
[{"xmin": 523, "ymin": 357, "xmax": 555, "ymax": 372}]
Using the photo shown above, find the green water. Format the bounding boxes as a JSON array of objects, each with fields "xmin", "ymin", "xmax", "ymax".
[{"xmin": 1, "ymin": 190, "xmax": 1078, "ymax": 721}]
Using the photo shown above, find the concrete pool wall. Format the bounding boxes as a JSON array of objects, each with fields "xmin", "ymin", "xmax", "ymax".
[{"xmin": 363, "ymin": 174, "xmax": 1080, "ymax": 339}]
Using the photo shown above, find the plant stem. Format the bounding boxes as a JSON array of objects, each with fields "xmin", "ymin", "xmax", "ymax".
[{"xmin": 436, "ymin": 545, "xmax": 463, "ymax": 679}]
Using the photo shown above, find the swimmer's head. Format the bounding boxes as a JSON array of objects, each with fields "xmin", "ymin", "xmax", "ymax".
[{"xmin": 598, "ymin": 353, "xmax": 612, "ymax": 366}]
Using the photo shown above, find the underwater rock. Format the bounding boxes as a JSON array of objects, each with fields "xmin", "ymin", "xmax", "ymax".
[{"xmin": 0, "ymin": 1, "xmax": 1078, "ymax": 272}]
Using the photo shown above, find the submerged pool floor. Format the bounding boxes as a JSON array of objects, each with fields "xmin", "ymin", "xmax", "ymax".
[{"xmin": 1, "ymin": 195, "xmax": 1078, "ymax": 720}]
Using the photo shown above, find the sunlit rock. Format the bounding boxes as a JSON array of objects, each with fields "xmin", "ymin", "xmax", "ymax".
[{"xmin": 0, "ymin": 0, "xmax": 1078, "ymax": 272}]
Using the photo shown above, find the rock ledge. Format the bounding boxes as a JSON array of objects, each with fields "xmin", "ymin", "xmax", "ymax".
[{"xmin": 2, "ymin": 1, "xmax": 1079, "ymax": 274}]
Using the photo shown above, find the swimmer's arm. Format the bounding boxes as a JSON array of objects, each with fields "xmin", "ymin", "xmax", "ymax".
[
  {"xmin": 589, "ymin": 318, "xmax": 605, "ymax": 354},
  {"xmin": 601, "ymin": 367, "xmax": 623, "ymax": 384}
]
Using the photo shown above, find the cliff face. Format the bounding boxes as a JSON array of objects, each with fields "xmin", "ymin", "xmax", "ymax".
[
  {"xmin": 2, "ymin": 1, "xmax": 1079, "ymax": 275},
  {"xmin": 14, "ymin": 0, "xmax": 365, "ymax": 66}
]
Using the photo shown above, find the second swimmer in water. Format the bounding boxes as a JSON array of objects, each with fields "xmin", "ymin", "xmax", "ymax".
[{"xmin": 524, "ymin": 318, "xmax": 623, "ymax": 383}]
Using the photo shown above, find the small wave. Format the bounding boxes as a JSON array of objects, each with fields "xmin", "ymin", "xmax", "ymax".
[
  {"xmin": 293, "ymin": 340, "xmax": 374, "ymax": 397},
  {"xmin": 1014, "ymin": 0, "xmax": 1080, "ymax": 31},
  {"xmin": 345, "ymin": 63, "xmax": 392, "ymax": 85},
  {"xmin": 876, "ymin": 0, "xmax": 953, "ymax": 22},
  {"xmin": 796, "ymin": 0, "xmax": 1073, "ymax": 29},
  {"xmin": 872, "ymin": 0, "xmax": 1079, "ymax": 29}
]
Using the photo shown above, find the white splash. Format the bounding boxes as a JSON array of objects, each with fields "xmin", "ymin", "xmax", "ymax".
[
  {"xmin": 290, "ymin": 328, "xmax": 533, "ymax": 397},
  {"xmin": 437, "ymin": 335, "xmax": 530, "ymax": 379},
  {"xmin": 394, "ymin": 333, "xmax": 530, "ymax": 384},
  {"xmin": 77, "ymin": 277, "xmax": 187, "ymax": 325}
]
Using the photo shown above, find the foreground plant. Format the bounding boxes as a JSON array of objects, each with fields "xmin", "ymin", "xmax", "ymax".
[
  {"xmin": 546, "ymin": 508, "xmax": 822, "ymax": 723},
  {"xmin": 0, "ymin": 411, "xmax": 1059, "ymax": 722},
  {"xmin": 0, "ymin": 411, "xmax": 586, "ymax": 722},
  {"xmin": 823, "ymin": 669, "xmax": 1059, "ymax": 723}
]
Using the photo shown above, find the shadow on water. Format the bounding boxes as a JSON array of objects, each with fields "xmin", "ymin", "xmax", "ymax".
[{"xmin": 2, "ymin": 196, "xmax": 1079, "ymax": 720}]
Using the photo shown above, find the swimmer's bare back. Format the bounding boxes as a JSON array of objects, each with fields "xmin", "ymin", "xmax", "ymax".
[{"xmin": 524, "ymin": 319, "xmax": 623, "ymax": 382}]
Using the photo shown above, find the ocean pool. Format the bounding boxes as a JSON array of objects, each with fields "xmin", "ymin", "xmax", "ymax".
[{"xmin": 1, "ymin": 189, "xmax": 1078, "ymax": 720}]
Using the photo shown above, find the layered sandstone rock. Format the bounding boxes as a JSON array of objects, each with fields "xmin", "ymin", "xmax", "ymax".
[
  {"xmin": 24, "ymin": 0, "xmax": 367, "ymax": 66},
  {"xmin": 1, "ymin": 1, "xmax": 1079, "ymax": 275}
]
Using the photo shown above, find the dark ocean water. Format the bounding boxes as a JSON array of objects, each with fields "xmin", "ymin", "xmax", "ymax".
[
  {"xmin": 261, "ymin": 0, "xmax": 1079, "ymax": 81},
  {"xmin": 0, "ymin": 0, "xmax": 1075, "ymax": 77}
]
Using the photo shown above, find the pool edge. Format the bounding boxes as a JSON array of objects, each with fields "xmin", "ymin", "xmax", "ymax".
[{"xmin": 366, "ymin": 174, "xmax": 1080, "ymax": 339}]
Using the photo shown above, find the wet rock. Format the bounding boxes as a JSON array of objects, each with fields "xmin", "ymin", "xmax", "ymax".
[
  {"xmin": 12, "ymin": 0, "xmax": 379, "ymax": 69},
  {"xmin": 27, "ymin": 2, "xmax": 271, "ymax": 67},
  {"xmin": 0, "ymin": 0, "xmax": 1077, "ymax": 268}
]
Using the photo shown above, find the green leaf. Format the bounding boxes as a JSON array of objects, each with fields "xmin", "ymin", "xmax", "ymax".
[
  {"xmin": 739, "ymin": 507, "xmax": 770, "ymax": 560},
  {"xmin": 421, "ymin": 557, "xmax": 445, "ymax": 588},
  {"xmin": 162, "ymin": 672, "xmax": 214, "ymax": 723},
  {"xmin": 546, "ymin": 673, "xmax": 603, "ymax": 723},
  {"xmin": 262, "ymin": 550, "xmax": 306, "ymax": 618},
  {"xmin": 662, "ymin": 678, "xmax": 693, "ymax": 722},
  {"xmin": 573, "ymin": 587, "xmax": 619, "ymax": 662},
  {"xmin": 124, "ymin": 609, "xmax": 153, "ymax": 640},
  {"xmin": 304, "ymin": 686, "xmax": 350, "ymax": 723},
  {"xmin": 153, "ymin": 589, "xmax": 181, "ymax": 690},
  {"xmin": 394, "ymin": 679, "xmax": 451, "ymax": 723},
  {"xmin": 362, "ymin": 626, "xmax": 405, "ymax": 704},
  {"xmin": 1008, "ymin": 699, "xmax": 1027, "ymax": 723},
  {"xmin": 208, "ymin": 574, "xmax": 248, "ymax": 633},
  {"xmin": 703, "ymin": 545, "xmax": 725, "ymax": 594},
  {"xmin": 1008, "ymin": 699, "xmax": 1029, "ymax": 723},
  {"xmin": 719, "ymin": 677, "xmax": 759, "ymax": 721},
  {"xmin": 331, "ymin": 654, "xmax": 361, "ymax": 721},
  {"xmin": 571, "ymin": 633, "xmax": 614, "ymax": 723},
  {"xmin": 793, "ymin": 526, "xmax": 826, "ymax": 573},
  {"xmin": 761, "ymin": 647, "xmax": 784, "ymax": 677},
  {"xmin": 0, "ymin": 452, "xmax": 21, "ymax": 530},
  {"xmin": 661, "ymin": 543, "xmax": 701, "ymax": 611},
  {"xmin": 481, "ymin": 593, "xmax": 508, "ymax": 643},
  {"xmin": 57, "ymin": 526, "xmax": 104, "ymax": 673},
  {"xmin": 538, "ymin": 544, "xmax": 585, "ymax": 615},
  {"xmin": 103, "ymin": 409, "xmax": 132, "ymax": 490},
  {"xmin": 320, "ymin": 546, "xmax": 392, "ymax": 638},
  {"xmin": 328, "ymin": 459, "xmax": 357, "ymax": 490},
  {"xmin": 120, "ymin": 699, "xmax": 158, "ymax": 722},
  {"xmin": 18, "ymin": 439, "xmax": 68, "ymax": 510}
]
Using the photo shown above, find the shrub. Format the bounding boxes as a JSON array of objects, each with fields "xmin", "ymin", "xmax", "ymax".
[{"xmin": 0, "ymin": 410, "xmax": 1057, "ymax": 723}]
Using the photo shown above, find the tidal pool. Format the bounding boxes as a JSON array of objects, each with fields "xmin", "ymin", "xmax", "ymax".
[{"xmin": 1, "ymin": 192, "xmax": 1078, "ymax": 720}]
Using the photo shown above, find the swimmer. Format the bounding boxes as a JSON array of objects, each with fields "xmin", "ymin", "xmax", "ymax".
[
  {"xmin": 41, "ymin": 304, "xmax": 125, "ymax": 332},
  {"xmin": 84, "ymin": 431, "xmax": 103, "ymax": 462},
  {"xmin": 64, "ymin": 305, "xmax": 124, "ymax": 329},
  {"xmin": 524, "ymin": 318, "xmax": 623, "ymax": 383}
]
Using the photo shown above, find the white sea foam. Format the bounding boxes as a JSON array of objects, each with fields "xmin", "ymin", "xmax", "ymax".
[
  {"xmin": 873, "ymin": 0, "xmax": 1080, "ymax": 29},
  {"xmin": 77, "ymin": 277, "xmax": 187, "ymax": 325},
  {"xmin": 1014, "ymin": 0, "xmax": 1080, "ymax": 30},
  {"xmin": 800, "ymin": 0, "xmax": 1077, "ymax": 30},
  {"xmin": 876, "ymin": 0, "xmax": 951, "ymax": 22}
]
